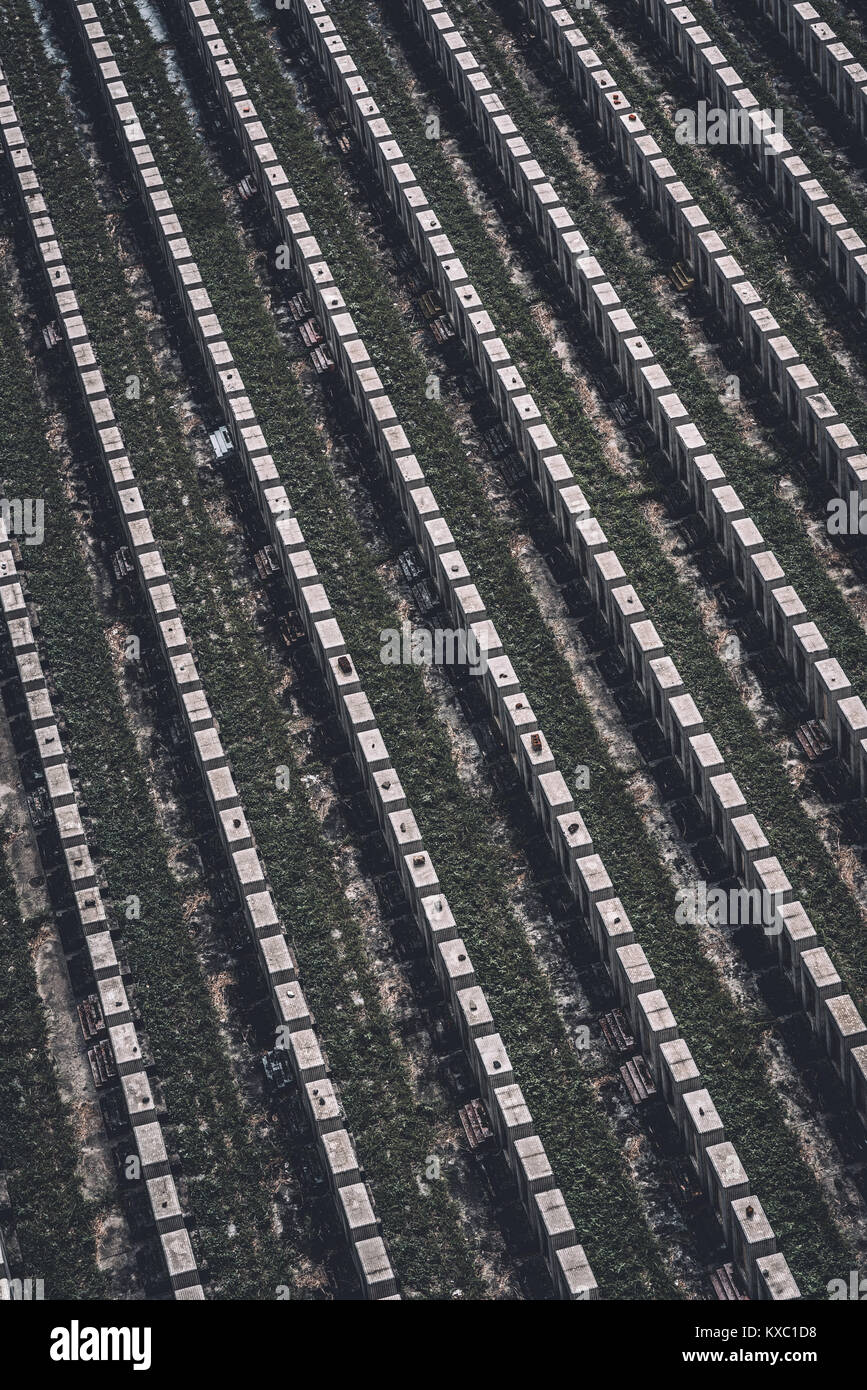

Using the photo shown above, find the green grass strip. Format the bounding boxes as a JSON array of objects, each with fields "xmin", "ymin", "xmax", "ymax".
[{"xmin": 0, "ymin": 831, "xmax": 105, "ymax": 1298}]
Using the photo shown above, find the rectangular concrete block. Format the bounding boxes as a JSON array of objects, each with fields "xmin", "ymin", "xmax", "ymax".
[
  {"xmin": 731, "ymin": 1196, "xmax": 777, "ymax": 1298},
  {"xmin": 338, "ymin": 1183, "xmax": 379, "ymax": 1244},
  {"xmin": 593, "ymin": 897, "xmax": 634, "ymax": 973},
  {"xmin": 437, "ymin": 938, "xmax": 475, "ymax": 1004},
  {"xmin": 705, "ymin": 1142, "xmax": 751, "ymax": 1245},
  {"xmin": 574, "ymin": 854, "xmax": 614, "ymax": 921},
  {"xmin": 512, "ymin": 1134, "xmax": 555, "ymax": 1200},
  {"xmin": 776, "ymin": 900, "xmax": 818, "ymax": 979},
  {"xmin": 658, "ymin": 1037, "xmax": 702, "ymax": 1122},
  {"xmin": 614, "ymin": 943, "xmax": 656, "ymax": 1025},
  {"xmin": 755, "ymin": 1252, "xmax": 801, "ymax": 1302},
  {"xmin": 473, "ymin": 1033, "xmax": 514, "ymax": 1106},
  {"xmin": 455, "ymin": 986, "xmax": 495, "ymax": 1045},
  {"xmin": 533, "ymin": 1188, "xmax": 577, "ymax": 1255},
  {"xmin": 553, "ymin": 1244, "xmax": 599, "ymax": 1301},
  {"xmin": 682, "ymin": 1088, "xmax": 725, "ymax": 1179},
  {"xmin": 823, "ymin": 994, "xmax": 867, "ymax": 1089},
  {"xmin": 799, "ymin": 946, "xmax": 843, "ymax": 1026},
  {"xmin": 636, "ymin": 988, "xmax": 678, "ymax": 1065},
  {"xmin": 492, "ymin": 1083, "xmax": 534, "ymax": 1154}
]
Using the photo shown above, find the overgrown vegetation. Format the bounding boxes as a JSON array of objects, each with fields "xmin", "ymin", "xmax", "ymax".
[{"xmin": 0, "ymin": 830, "xmax": 105, "ymax": 1299}]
